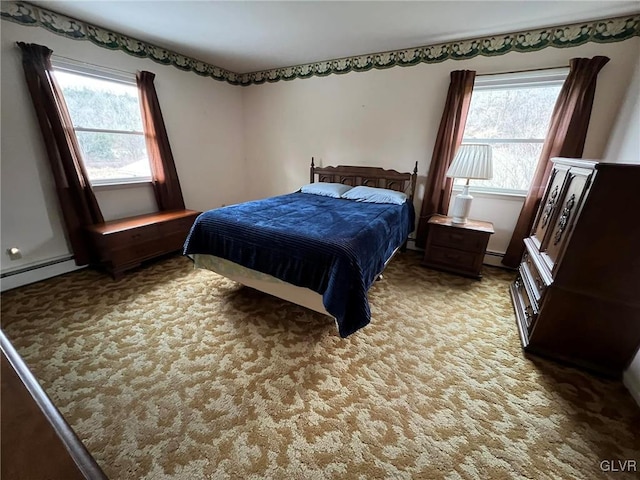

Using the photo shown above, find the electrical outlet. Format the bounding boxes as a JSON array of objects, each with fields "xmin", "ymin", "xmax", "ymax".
[{"xmin": 6, "ymin": 247, "xmax": 22, "ymax": 260}]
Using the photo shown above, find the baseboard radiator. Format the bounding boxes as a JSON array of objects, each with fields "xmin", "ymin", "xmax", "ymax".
[{"xmin": 1, "ymin": 255, "xmax": 83, "ymax": 292}]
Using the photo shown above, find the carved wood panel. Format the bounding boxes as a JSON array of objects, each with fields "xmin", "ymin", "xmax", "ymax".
[{"xmin": 311, "ymin": 161, "xmax": 418, "ymax": 199}]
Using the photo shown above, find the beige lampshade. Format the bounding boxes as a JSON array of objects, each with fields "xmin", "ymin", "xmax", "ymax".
[{"xmin": 446, "ymin": 144, "xmax": 493, "ymax": 180}]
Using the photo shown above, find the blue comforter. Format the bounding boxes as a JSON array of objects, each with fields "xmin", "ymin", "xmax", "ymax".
[{"xmin": 183, "ymin": 192, "xmax": 415, "ymax": 337}]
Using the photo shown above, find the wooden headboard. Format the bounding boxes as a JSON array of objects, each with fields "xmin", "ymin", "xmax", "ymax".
[{"xmin": 310, "ymin": 158, "xmax": 418, "ymax": 200}]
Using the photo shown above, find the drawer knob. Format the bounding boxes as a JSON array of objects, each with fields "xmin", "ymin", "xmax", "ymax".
[{"xmin": 525, "ymin": 305, "xmax": 534, "ymax": 327}]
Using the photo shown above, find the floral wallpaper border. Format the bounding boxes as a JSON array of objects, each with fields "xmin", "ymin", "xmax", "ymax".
[
  {"xmin": 1, "ymin": 1, "xmax": 240, "ymax": 84},
  {"xmin": 2, "ymin": 1, "xmax": 639, "ymax": 87}
]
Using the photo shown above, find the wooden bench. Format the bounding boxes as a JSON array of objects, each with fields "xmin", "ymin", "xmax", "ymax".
[{"xmin": 87, "ymin": 209, "xmax": 200, "ymax": 279}]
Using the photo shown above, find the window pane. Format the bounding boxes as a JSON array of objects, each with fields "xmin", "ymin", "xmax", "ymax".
[
  {"xmin": 56, "ymin": 70, "xmax": 143, "ymax": 131},
  {"xmin": 459, "ymin": 143, "xmax": 543, "ymax": 191},
  {"xmin": 76, "ymin": 132, "xmax": 151, "ymax": 181},
  {"xmin": 464, "ymin": 85, "xmax": 562, "ymax": 139}
]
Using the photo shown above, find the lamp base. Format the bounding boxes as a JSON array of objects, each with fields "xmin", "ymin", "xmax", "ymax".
[{"xmin": 450, "ymin": 185, "xmax": 473, "ymax": 224}]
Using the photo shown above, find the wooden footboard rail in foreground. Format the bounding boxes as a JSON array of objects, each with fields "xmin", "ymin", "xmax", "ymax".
[
  {"xmin": 310, "ymin": 158, "xmax": 418, "ymax": 200},
  {"xmin": 1, "ymin": 330, "xmax": 107, "ymax": 479}
]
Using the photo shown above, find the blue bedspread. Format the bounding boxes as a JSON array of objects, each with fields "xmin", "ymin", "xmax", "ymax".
[{"xmin": 183, "ymin": 192, "xmax": 415, "ymax": 337}]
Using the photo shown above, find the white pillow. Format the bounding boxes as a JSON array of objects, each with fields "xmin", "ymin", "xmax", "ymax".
[
  {"xmin": 341, "ymin": 185, "xmax": 407, "ymax": 205},
  {"xmin": 300, "ymin": 182, "xmax": 353, "ymax": 198}
]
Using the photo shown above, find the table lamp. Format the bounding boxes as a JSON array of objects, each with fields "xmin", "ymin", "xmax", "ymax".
[{"xmin": 446, "ymin": 144, "xmax": 493, "ymax": 224}]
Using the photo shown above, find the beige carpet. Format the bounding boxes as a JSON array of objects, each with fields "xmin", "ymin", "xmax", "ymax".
[{"xmin": 2, "ymin": 252, "xmax": 639, "ymax": 479}]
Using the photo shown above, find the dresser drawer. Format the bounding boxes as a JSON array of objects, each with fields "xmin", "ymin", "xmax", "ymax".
[
  {"xmin": 430, "ymin": 225, "xmax": 488, "ymax": 253},
  {"xmin": 160, "ymin": 215, "xmax": 198, "ymax": 235},
  {"xmin": 108, "ymin": 248, "xmax": 140, "ymax": 268},
  {"xmin": 522, "ymin": 251, "xmax": 545, "ymax": 303},
  {"xmin": 110, "ymin": 238, "xmax": 167, "ymax": 265},
  {"xmin": 104, "ymin": 223, "xmax": 160, "ymax": 248},
  {"xmin": 513, "ymin": 272, "xmax": 538, "ymax": 334},
  {"xmin": 161, "ymin": 231, "xmax": 191, "ymax": 252},
  {"xmin": 424, "ymin": 245, "xmax": 479, "ymax": 270},
  {"xmin": 157, "ymin": 215, "xmax": 197, "ymax": 251}
]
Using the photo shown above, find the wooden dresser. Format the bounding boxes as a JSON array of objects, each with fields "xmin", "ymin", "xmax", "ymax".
[
  {"xmin": 510, "ymin": 158, "xmax": 640, "ymax": 377},
  {"xmin": 87, "ymin": 209, "xmax": 200, "ymax": 278},
  {"xmin": 422, "ymin": 215, "xmax": 494, "ymax": 279}
]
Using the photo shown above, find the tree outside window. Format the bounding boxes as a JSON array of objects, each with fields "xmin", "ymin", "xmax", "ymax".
[
  {"xmin": 459, "ymin": 70, "xmax": 568, "ymax": 194},
  {"xmin": 54, "ymin": 66, "xmax": 152, "ymax": 185}
]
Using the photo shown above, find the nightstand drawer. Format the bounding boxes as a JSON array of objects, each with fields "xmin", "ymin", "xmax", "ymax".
[
  {"xmin": 423, "ymin": 215, "xmax": 494, "ymax": 279},
  {"xmin": 430, "ymin": 225, "xmax": 488, "ymax": 253},
  {"xmin": 424, "ymin": 245, "xmax": 478, "ymax": 270}
]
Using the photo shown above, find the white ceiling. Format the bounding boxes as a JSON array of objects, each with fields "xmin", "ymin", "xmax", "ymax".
[{"xmin": 32, "ymin": 1, "xmax": 640, "ymax": 74}]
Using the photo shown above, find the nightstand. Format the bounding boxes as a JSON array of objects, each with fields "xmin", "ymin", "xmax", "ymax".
[{"xmin": 422, "ymin": 215, "xmax": 494, "ymax": 279}]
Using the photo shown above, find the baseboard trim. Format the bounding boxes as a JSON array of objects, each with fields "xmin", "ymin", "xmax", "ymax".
[
  {"xmin": 1, "ymin": 257, "xmax": 85, "ymax": 292},
  {"xmin": 405, "ymin": 244, "xmax": 510, "ymax": 270},
  {"xmin": 1, "ymin": 254, "xmax": 75, "ymax": 277},
  {"xmin": 483, "ymin": 250, "xmax": 508, "ymax": 268},
  {"xmin": 406, "ymin": 239, "xmax": 421, "ymax": 252},
  {"xmin": 623, "ymin": 369, "xmax": 640, "ymax": 407}
]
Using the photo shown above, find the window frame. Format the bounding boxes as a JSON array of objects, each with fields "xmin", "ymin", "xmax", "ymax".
[
  {"xmin": 459, "ymin": 67, "xmax": 569, "ymax": 196},
  {"xmin": 51, "ymin": 57, "xmax": 153, "ymax": 187}
]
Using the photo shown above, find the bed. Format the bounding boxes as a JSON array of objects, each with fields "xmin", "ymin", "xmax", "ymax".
[{"xmin": 183, "ymin": 160, "xmax": 418, "ymax": 337}]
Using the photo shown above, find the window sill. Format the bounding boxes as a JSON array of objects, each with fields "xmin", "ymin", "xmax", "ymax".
[
  {"xmin": 92, "ymin": 180, "xmax": 153, "ymax": 191},
  {"xmin": 452, "ymin": 186, "xmax": 527, "ymax": 200}
]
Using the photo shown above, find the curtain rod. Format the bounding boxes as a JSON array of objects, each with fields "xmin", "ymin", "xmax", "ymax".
[
  {"xmin": 477, "ymin": 65, "xmax": 569, "ymax": 77},
  {"xmin": 51, "ymin": 54, "xmax": 136, "ymax": 76},
  {"xmin": 51, "ymin": 53, "xmax": 567, "ymax": 80}
]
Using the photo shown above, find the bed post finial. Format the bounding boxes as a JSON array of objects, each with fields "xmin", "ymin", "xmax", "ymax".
[
  {"xmin": 409, "ymin": 161, "xmax": 418, "ymax": 201},
  {"xmin": 310, "ymin": 157, "xmax": 315, "ymax": 183}
]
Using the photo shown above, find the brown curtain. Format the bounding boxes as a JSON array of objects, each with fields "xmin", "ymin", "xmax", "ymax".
[
  {"xmin": 137, "ymin": 71, "xmax": 185, "ymax": 211},
  {"xmin": 415, "ymin": 70, "xmax": 476, "ymax": 247},
  {"xmin": 502, "ymin": 56, "xmax": 610, "ymax": 267},
  {"xmin": 17, "ymin": 42, "xmax": 103, "ymax": 266}
]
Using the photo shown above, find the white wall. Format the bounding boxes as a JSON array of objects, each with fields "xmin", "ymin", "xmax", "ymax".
[
  {"xmin": 1, "ymin": 20, "xmax": 245, "ymax": 275},
  {"xmin": 242, "ymin": 39, "xmax": 640, "ymax": 256},
  {"xmin": 447, "ymin": 189, "xmax": 525, "ymax": 257},
  {"xmin": 94, "ymin": 185, "xmax": 158, "ymax": 222},
  {"xmin": 603, "ymin": 57, "xmax": 640, "ymax": 164},
  {"xmin": 600, "ymin": 52, "xmax": 640, "ymax": 406}
]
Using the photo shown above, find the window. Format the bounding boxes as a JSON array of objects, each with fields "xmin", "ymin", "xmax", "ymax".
[
  {"xmin": 458, "ymin": 68, "xmax": 568, "ymax": 194},
  {"xmin": 53, "ymin": 59, "xmax": 151, "ymax": 185}
]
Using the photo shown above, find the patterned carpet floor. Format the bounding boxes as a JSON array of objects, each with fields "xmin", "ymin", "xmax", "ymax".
[{"xmin": 2, "ymin": 251, "xmax": 639, "ymax": 479}]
